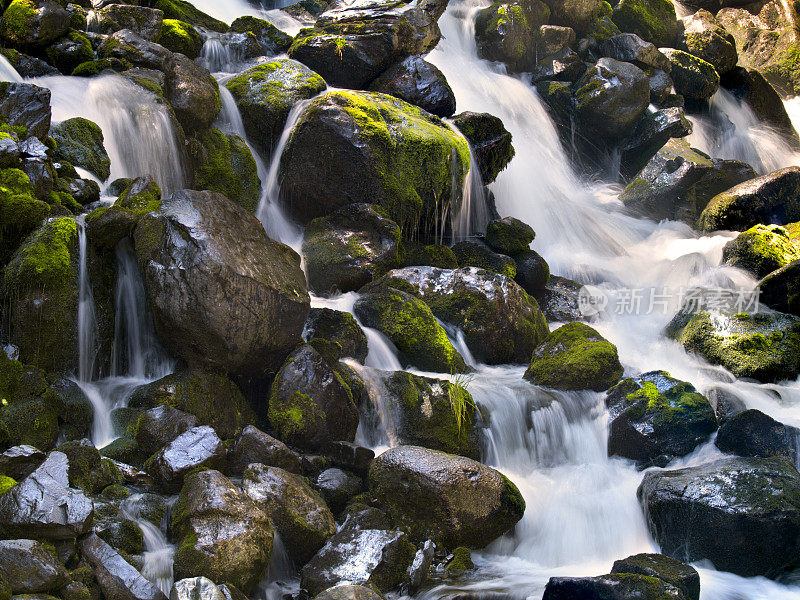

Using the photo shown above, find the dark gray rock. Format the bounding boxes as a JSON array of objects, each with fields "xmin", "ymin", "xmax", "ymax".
[
  {"xmin": 134, "ymin": 405, "xmax": 198, "ymax": 457},
  {"xmin": 0, "ymin": 82, "xmax": 51, "ymax": 141},
  {"xmin": 227, "ymin": 425, "xmax": 302, "ymax": 475},
  {"xmin": 144, "ymin": 426, "xmax": 226, "ymax": 492},
  {"xmin": 314, "ymin": 467, "xmax": 362, "ymax": 513},
  {"xmin": 0, "ymin": 445, "xmax": 46, "ymax": 480},
  {"xmin": 0, "ymin": 539, "xmax": 69, "ymax": 594},
  {"xmin": 369, "ymin": 55, "xmax": 456, "ymax": 117},
  {"xmin": 611, "ymin": 553, "xmax": 700, "ymax": 600},
  {"xmin": 716, "ymin": 409, "xmax": 800, "ymax": 463},
  {"xmin": 81, "ymin": 533, "xmax": 167, "ymax": 600}
]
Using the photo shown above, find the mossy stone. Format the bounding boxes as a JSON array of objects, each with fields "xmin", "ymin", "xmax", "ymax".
[
  {"xmin": 446, "ymin": 546, "xmax": 474, "ymax": 574},
  {"xmin": 723, "ymin": 224, "xmax": 800, "ymax": 278},
  {"xmin": 156, "ymin": 18, "xmax": 203, "ymax": 58},
  {"xmin": 485, "ymin": 216, "xmax": 534, "ymax": 255},
  {"xmin": 0, "ymin": 167, "xmax": 50, "ymax": 265},
  {"xmin": 151, "ymin": 0, "xmax": 227, "ymax": 32},
  {"xmin": 611, "ymin": 0, "xmax": 678, "ymax": 47},
  {"xmin": 50, "ymin": 117, "xmax": 111, "ymax": 181},
  {"xmin": 402, "ymin": 242, "xmax": 458, "ymax": 268}
]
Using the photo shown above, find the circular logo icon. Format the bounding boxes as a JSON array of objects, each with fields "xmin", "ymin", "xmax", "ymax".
[{"xmin": 578, "ymin": 285, "xmax": 609, "ymax": 317}]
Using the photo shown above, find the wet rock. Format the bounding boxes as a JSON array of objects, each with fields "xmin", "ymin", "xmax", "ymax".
[
  {"xmin": 0, "ymin": 82, "xmax": 51, "ymax": 141},
  {"xmin": 56, "ymin": 439, "xmax": 122, "ymax": 494},
  {"xmin": 533, "ymin": 274, "xmax": 583, "ymax": 322},
  {"xmin": 44, "ymin": 30, "xmax": 93, "ymax": 74},
  {"xmin": 367, "ymin": 266, "xmax": 548, "ymax": 364},
  {"xmin": 648, "ymin": 67, "xmax": 673, "ymax": 105},
  {"xmin": 0, "ymin": 445, "xmax": 45, "ymax": 480},
  {"xmin": 759, "ymin": 259, "xmax": 800, "ymax": 316},
  {"xmin": 715, "ymin": 409, "xmax": 800, "ymax": 463},
  {"xmin": 225, "ymin": 58, "xmax": 326, "ymax": 156},
  {"xmin": 0, "ymin": 0, "xmax": 69, "ymax": 48},
  {"xmin": 0, "ymin": 539, "xmax": 69, "ymax": 594},
  {"xmin": 80, "ymin": 533, "xmax": 166, "ymax": 600},
  {"xmin": 95, "ymin": 5, "xmax": 163, "ymax": 40},
  {"xmin": 300, "ymin": 528, "xmax": 416, "ymax": 595},
  {"xmin": 278, "ymin": 90, "xmax": 470, "ymax": 238},
  {"xmin": 94, "ymin": 515, "xmax": 144, "ymax": 555},
  {"xmin": 531, "ymin": 46, "xmax": 587, "ymax": 84},
  {"xmin": 525, "ymin": 322, "xmax": 623, "ymax": 392},
  {"xmin": 150, "ymin": 0, "xmax": 226, "ymax": 32},
  {"xmin": 303, "ymin": 203, "xmax": 402, "ymax": 295},
  {"xmin": 537, "ymin": 24, "xmax": 575, "ymax": 56},
  {"xmin": 677, "ymin": 9, "xmax": 737, "ymax": 76},
  {"xmin": 288, "ymin": 0, "xmax": 441, "ymax": 89},
  {"xmin": 611, "ymin": 553, "xmax": 699, "ymax": 600},
  {"xmin": 600, "ymin": 33, "xmax": 670, "ymax": 72},
  {"xmin": 312, "ymin": 586, "xmax": 383, "ymax": 600},
  {"xmin": 611, "ymin": 0, "xmax": 678, "ymax": 47},
  {"xmin": 451, "ymin": 111, "xmax": 514, "ymax": 184},
  {"xmin": 164, "ymin": 52, "xmax": 220, "ymax": 132},
  {"xmin": 0, "ymin": 48, "xmax": 58, "ymax": 77},
  {"xmin": 98, "ymin": 29, "xmax": 171, "ymax": 71},
  {"xmin": 144, "ymin": 426, "xmax": 226, "ymax": 492},
  {"xmin": 638, "ymin": 456, "xmax": 800, "ymax": 577},
  {"xmin": 268, "ymin": 344, "xmax": 359, "ymax": 449},
  {"xmin": 314, "ymin": 467, "xmax": 362, "ymax": 513},
  {"xmin": 155, "ymin": 19, "xmax": 203, "ymax": 58},
  {"xmin": 705, "ymin": 386, "xmax": 747, "ymax": 424},
  {"xmin": 86, "ymin": 175, "xmax": 162, "ymax": 250},
  {"xmin": 354, "ymin": 287, "xmax": 468, "ymax": 373},
  {"xmin": 230, "ymin": 15, "xmax": 293, "ymax": 55},
  {"xmin": 304, "ymin": 308, "xmax": 369, "ymax": 364},
  {"xmin": 660, "ymin": 48, "xmax": 720, "ymax": 102},
  {"xmin": 227, "ymin": 425, "xmax": 302, "ymax": 475},
  {"xmin": 620, "ymin": 107, "xmax": 693, "ymax": 179},
  {"xmin": 369, "ymin": 56, "xmax": 455, "ymax": 117},
  {"xmin": 322, "ymin": 441, "xmax": 374, "ymax": 475},
  {"xmin": 134, "ymin": 405, "xmax": 198, "ymax": 457},
  {"xmin": 169, "ymin": 577, "xmax": 224, "ymax": 600},
  {"xmin": 243, "ymin": 463, "xmax": 336, "ymax": 563},
  {"xmin": 514, "ymin": 249, "xmax": 549, "ymax": 294},
  {"xmin": 543, "ymin": 0, "xmax": 609, "ymax": 35},
  {"xmin": 172, "ymin": 470, "xmax": 274, "ymax": 594},
  {"xmin": 484, "ymin": 216, "xmax": 534, "ymax": 255},
  {"xmin": 573, "ymin": 58, "xmax": 650, "ymax": 141},
  {"xmin": 606, "ymin": 371, "xmax": 717, "ymax": 467},
  {"xmin": 369, "ymin": 445, "xmax": 525, "ymax": 548},
  {"xmin": 722, "ymin": 224, "xmax": 800, "ymax": 278},
  {"xmin": 543, "ymin": 574, "xmax": 686, "ymax": 600},
  {"xmin": 50, "ymin": 117, "xmax": 110, "ymax": 181},
  {"xmin": 134, "ymin": 189, "xmax": 309, "ymax": 376},
  {"xmin": 474, "ymin": 0, "xmax": 550, "ymax": 72},
  {"xmin": 452, "ymin": 239, "xmax": 516, "ymax": 278}
]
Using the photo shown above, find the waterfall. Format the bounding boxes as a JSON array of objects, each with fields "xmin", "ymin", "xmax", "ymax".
[
  {"xmin": 259, "ymin": 534, "xmax": 299, "ymax": 600},
  {"xmin": 121, "ymin": 494, "xmax": 176, "ymax": 596},
  {"xmin": 199, "ymin": 38, "xmax": 244, "ymax": 74},
  {"xmin": 0, "ymin": 53, "xmax": 22, "ymax": 82},
  {"xmin": 76, "ymin": 216, "xmax": 98, "ymax": 383},
  {"xmin": 450, "ymin": 142, "xmax": 490, "ymax": 243}
]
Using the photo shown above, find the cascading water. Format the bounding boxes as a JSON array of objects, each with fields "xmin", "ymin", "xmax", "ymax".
[
  {"xmin": 450, "ymin": 141, "xmax": 490, "ymax": 242},
  {"xmin": 0, "ymin": 53, "xmax": 22, "ymax": 82},
  {"xmin": 121, "ymin": 494, "xmax": 176, "ymax": 595}
]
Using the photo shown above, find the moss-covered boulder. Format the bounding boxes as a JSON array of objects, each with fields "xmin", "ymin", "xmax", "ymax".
[
  {"xmin": 485, "ymin": 216, "xmax": 534, "ymax": 255},
  {"xmin": 611, "ymin": 553, "xmax": 700, "ymax": 600},
  {"xmin": 638, "ymin": 456, "xmax": 800, "ymax": 577},
  {"xmin": 381, "ymin": 370, "xmax": 479, "ymax": 458},
  {"xmin": 44, "ymin": 30, "xmax": 93, "ymax": 74},
  {"xmin": 50, "ymin": 117, "xmax": 110, "ymax": 182},
  {"xmin": 543, "ymin": 0, "xmax": 611, "ymax": 34},
  {"xmin": 225, "ymin": 59, "xmax": 326, "ymax": 156},
  {"xmin": 0, "ymin": 538, "xmax": 69, "ymax": 594},
  {"xmin": 722, "ymin": 224, "xmax": 800, "ymax": 278},
  {"xmin": 661, "ymin": 48, "xmax": 720, "ymax": 101},
  {"xmin": 243, "ymin": 463, "xmax": 336, "ymax": 564},
  {"xmin": 605, "ymin": 371, "xmax": 717, "ymax": 467},
  {"xmin": 230, "ymin": 15, "xmax": 293, "ymax": 55},
  {"xmin": 525, "ymin": 322, "xmax": 623, "ymax": 391},
  {"xmin": 3, "ymin": 216, "xmax": 79, "ymax": 373},
  {"xmin": 0, "ymin": 0, "xmax": 69, "ymax": 48},
  {"xmin": 268, "ymin": 344, "xmax": 359, "ymax": 449},
  {"xmin": 303, "ymin": 203, "xmax": 402, "ymax": 295},
  {"xmin": 188, "ymin": 128, "xmax": 260, "ymax": 213},
  {"xmin": 698, "ymin": 167, "xmax": 800, "ymax": 232},
  {"xmin": 278, "ymin": 90, "xmax": 470, "ymax": 240},
  {"xmin": 369, "ymin": 445, "xmax": 525, "ymax": 548},
  {"xmin": 759, "ymin": 259, "xmax": 800, "ymax": 316},
  {"xmin": 402, "ymin": 241, "xmax": 458, "ymax": 268},
  {"xmin": 611, "ymin": 0, "xmax": 678, "ymax": 47},
  {"xmin": 452, "ymin": 239, "xmax": 516, "ymax": 278},
  {"xmin": 368, "ymin": 55, "xmax": 456, "ymax": 118},
  {"xmin": 151, "ymin": 0, "xmax": 227, "ymax": 32},
  {"xmin": 367, "ymin": 266, "xmax": 548, "ymax": 364},
  {"xmin": 304, "ymin": 308, "xmax": 368, "ymax": 364},
  {"xmin": 56, "ymin": 439, "xmax": 122, "ymax": 493},
  {"xmin": 354, "ymin": 287, "xmax": 468, "ymax": 373},
  {"xmin": 0, "ymin": 167, "xmax": 49, "ymax": 265},
  {"xmin": 156, "ymin": 18, "xmax": 203, "ymax": 58},
  {"xmin": 474, "ymin": 0, "xmax": 550, "ymax": 72},
  {"xmin": 543, "ymin": 573, "xmax": 693, "ymax": 600},
  {"xmin": 94, "ymin": 4, "xmax": 163, "ymax": 40},
  {"xmin": 677, "ymin": 9, "xmax": 737, "ymax": 76},
  {"xmin": 451, "ymin": 111, "xmax": 515, "ymax": 184},
  {"xmin": 85, "ymin": 175, "xmax": 161, "ymax": 250},
  {"xmin": 164, "ymin": 52, "xmax": 221, "ymax": 133}
]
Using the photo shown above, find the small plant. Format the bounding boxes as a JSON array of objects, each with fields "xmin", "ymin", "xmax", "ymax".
[{"xmin": 448, "ymin": 370, "xmax": 476, "ymax": 433}]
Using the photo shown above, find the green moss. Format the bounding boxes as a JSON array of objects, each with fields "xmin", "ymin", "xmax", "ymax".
[
  {"xmin": 612, "ymin": 0, "xmax": 678, "ymax": 47},
  {"xmin": 50, "ymin": 117, "xmax": 110, "ymax": 180},
  {"xmin": 1, "ymin": 397, "xmax": 60, "ymax": 449},
  {"xmin": 452, "ymin": 241, "xmax": 517, "ymax": 278},
  {"xmin": 0, "ymin": 167, "xmax": 49, "ymax": 264},
  {"xmin": 0, "ymin": 0, "xmax": 37, "ymax": 45},
  {"xmin": 151, "ymin": 0, "xmax": 228, "ymax": 32},
  {"xmin": 71, "ymin": 58, "xmax": 130, "ymax": 77},
  {"xmin": 403, "ymin": 242, "xmax": 458, "ymax": 268},
  {"xmin": 446, "ymin": 546, "xmax": 474, "ymax": 574},
  {"xmin": 0, "ymin": 474, "xmax": 17, "ymax": 495},
  {"xmin": 156, "ymin": 19, "xmax": 203, "ymax": 58},
  {"xmin": 723, "ymin": 224, "xmax": 800, "ymax": 278},
  {"xmin": 46, "ymin": 30, "xmax": 94, "ymax": 73}
]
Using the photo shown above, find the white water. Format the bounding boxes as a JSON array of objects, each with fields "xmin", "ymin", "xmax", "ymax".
[
  {"xmin": 121, "ymin": 494, "xmax": 176, "ymax": 595},
  {"xmin": 450, "ymin": 142, "xmax": 490, "ymax": 242},
  {"xmin": 0, "ymin": 54, "xmax": 22, "ymax": 82}
]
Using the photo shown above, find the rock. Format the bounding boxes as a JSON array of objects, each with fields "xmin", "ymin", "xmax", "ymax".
[
  {"xmin": 715, "ymin": 409, "xmax": 800, "ymax": 463},
  {"xmin": 354, "ymin": 287, "xmax": 468, "ymax": 373},
  {"xmin": 81, "ymin": 533, "xmax": 167, "ymax": 600},
  {"xmin": 134, "ymin": 189, "xmax": 309, "ymax": 376},
  {"xmin": 677, "ymin": 9, "xmax": 737, "ymax": 76},
  {"xmin": 514, "ymin": 249, "xmax": 549, "ymax": 294},
  {"xmin": 0, "ymin": 452, "xmax": 92, "ymax": 540},
  {"xmin": 605, "ymin": 371, "xmax": 717, "ymax": 467},
  {"xmin": 164, "ymin": 53, "xmax": 220, "ymax": 133},
  {"xmin": 85, "ymin": 175, "xmax": 161, "ymax": 250},
  {"xmin": 611, "ymin": 553, "xmax": 700, "ymax": 600},
  {"xmin": 530, "ymin": 47, "xmax": 587, "ymax": 84},
  {"xmin": 0, "ymin": 47, "xmax": 58, "ymax": 77},
  {"xmin": 268, "ymin": 344, "xmax": 359, "ymax": 449},
  {"xmin": 474, "ymin": 0, "xmax": 550, "ymax": 72},
  {"xmin": 706, "ymin": 386, "xmax": 747, "ymax": 424},
  {"xmin": 759, "ymin": 259, "xmax": 800, "ymax": 316},
  {"xmin": 151, "ymin": 0, "xmax": 226, "ymax": 31},
  {"xmin": 0, "ymin": 168, "xmax": 50, "ymax": 265},
  {"xmin": 620, "ymin": 107, "xmax": 693, "ymax": 179},
  {"xmin": 0, "ymin": 539, "xmax": 69, "ymax": 594},
  {"xmin": 369, "ymin": 445, "xmax": 525, "ymax": 548},
  {"xmin": 98, "ymin": 29, "xmax": 171, "ymax": 71},
  {"xmin": 95, "ymin": 5, "xmax": 163, "ymax": 40},
  {"xmin": 229, "ymin": 15, "xmax": 293, "ymax": 55},
  {"xmin": 50, "ymin": 117, "xmax": 110, "ymax": 181},
  {"xmin": 144, "ymin": 426, "xmax": 226, "ymax": 492},
  {"xmin": 314, "ymin": 467, "xmax": 361, "ymax": 513},
  {"xmin": 380, "ymin": 370, "xmax": 479, "ymax": 458},
  {"xmin": 3, "ymin": 216, "xmax": 78, "ymax": 373},
  {"xmin": 0, "ymin": 0, "xmax": 69, "ymax": 48},
  {"xmin": 133, "ymin": 406, "xmax": 198, "ymax": 457},
  {"xmin": 56, "ymin": 439, "xmax": 121, "ymax": 493},
  {"xmin": 278, "ymin": 90, "xmax": 470, "ymax": 237},
  {"xmin": 452, "ymin": 239, "xmax": 516, "ymax": 278},
  {"xmin": 451, "ymin": 112, "xmax": 514, "ymax": 184},
  {"xmin": 225, "ymin": 59, "xmax": 326, "ymax": 156},
  {"xmin": 660, "ymin": 48, "xmax": 720, "ymax": 101},
  {"xmin": 312, "ymin": 586, "xmax": 383, "ymax": 600},
  {"xmin": 542, "ymin": 0, "xmax": 608, "ymax": 34},
  {"xmin": 304, "ymin": 308, "xmax": 368, "ymax": 364},
  {"xmin": 44, "ymin": 30, "xmax": 93, "ymax": 74},
  {"xmin": 0, "ymin": 445, "xmax": 45, "ymax": 480},
  {"xmin": 227, "ymin": 426, "xmax": 301, "ymax": 475},
  {"xmin": 600, "ymin": 33, "xmax": 671, "ymax": 72},
  {"xmin": 525, "ymin": 322, "xmax": 623, "ymax": 392},
  {"xmin": 573, "ymin": 58, "xmax": 650, "ymax": 141},
  {"xmin": 369, "ymin": 56, "xmax": 455, "ymax": 118},
  {"xmin": 0, "ymin": 82, "xmax": 51, "ymax": 141},
  {"xmin": 648, "ymin": 67, "xmax": 674, "ymax": 105},
  {"xmin": 367, "ymin": 266, "xmax": 548, "ymax": 364},
  {"xmin": 300, "ymin": 528, "xmax": 416, "ymax": 595},
  {"xmin": 169, "ymin": 578, "xmax": 224, "ymax": 600},
  {"xmin": 542, "ymin": 574, "xmax": 687, "ymax": 600},
  {"xmin": 484, "ymin": 216, "xmax": 534, "ymax": 255},
  {"xmin": 243, "ymin": 463, "xmax": 336, "ymax": 563},
  {"xmin": 288, "ymin": 0, "xmax": 441, "ymax": 89},
  {"xmin": 155, "ymin": 19, "xmax": 203, "ymax": 58},
  {"xmin": 638, "ymin": 456, "xmax": 800, "ymax": 577},
  {"xmin": 723, "ymin": 224, "xmax": 800, "ymax": 278},
  {"xmin": 303, "ymin": 203, "xmax": 402, "ymax": 295},
  {"xmin": 611, "ymin": 0, "xmax": 678, "ymax": 47},
  {"xmin": 172, "ymin": 470, "xmax": 274, "ymax": 594},
  {"xmin": 402, "ymin": 242, "xmax": 459, "ymax": 268}
]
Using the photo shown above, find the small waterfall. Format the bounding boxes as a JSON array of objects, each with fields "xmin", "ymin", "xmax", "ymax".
[
  {"xmin": 121, "ymin": 494, "xmax": 175, "ymax": 596},
  {"xmin": 76, "ymin": 216, "xmax": 98, "ymax": 383},
  {"xmin": 259, "ymin": 533, "xmax": 299, "ymax": 600},
  {"xmin": 0, "ymin": 54, "xmax": 22, "ymax": 82},
  {"xmin": 199, "ymin": 38, "xmax": 241, "ymax": 74},
  {"xmin": 450, "ymin": 143, "xmax": 490, "ymax": 243}
]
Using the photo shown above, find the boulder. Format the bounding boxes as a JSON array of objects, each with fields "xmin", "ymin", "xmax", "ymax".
[
  {"xmin": 0, "ymin": 445, "xmax": 45, "ymax": 480},
  {"xmin": 611, "ymin": 0, "xmax": 678, "ymax": 47},
  {"xmin": 452, "ymin": 239, "xmax": 516, "ymax": 278},
  {"xmin": 530, "ymin": 47, "xmax": 586, "ymax": 84},
  {"xmin": 369, "ymin": 56, "xmax": 455, "ymax": 117},
  {"xmin": 314, "ymin": 467, "xmax": 361, "ymax": 513},
  {"xmin": 44, "ymin": 30, "xmax": 93, "ymax": 74},
  {"xmin": 225, "ymin": 59, "xmax": 326, "ymax": 156},
  {"xmin": 144, "ymin": 426, "xmax": 226, "ymax": 492},
  {"xmin": 451, "ymin": 111, "xmax": 514, "ymax": 184},
  {"xmin": 606, "ymin": 371, "xmax": 717, "ymax": 467},
  {"xmin": 86, "ymin": 175, "xmax": 161, "ymax": 250},
  {"xmin": 525, "ymin": 322, "xmax": 623, "ymax": 392},
  {"xmin": 134, "ymin": 405, "xmax": 198, "ymax": 457},
  {"xmin": 304, "ymin": 308, "xmax": 369, "ymax": 364},
  {"xmin": 95, "ymin": 5, "xmax": 164, "ymax": 40},
  {"xmin": 0, "ymin": 82, "xmax": 51, "ymax": 141},
  {"xmin": 50, "ymin": 117, "xmax": 110, "ymax": 182},
  {"xmin": 619, "ymin": 107, "xmax": 693, "ymax": 179},
  {"xmin": 242, "ymin": 463, "xmax": 336, "ymax": 564},
  {"xmin": 268, "ymin": 344, "xmax": 359, "ymax": 449},
  {"xmin": 151, "ymin": 0, "xmax": 226, "ymax": 31},
  {"xmin": 155, "ymin": 19, "xmax": 203, "ymax": 58},
  {"xmin": 705, "ymin": 386, "xmax": 747, "ymax": 424},
  {"xmin": 759, "ymin": 259, "xmax": 800, "ymax": 316},
  {"xmin": 543, "ymin": 574, "xmax": 687, "ymax": 600},
  {"xmin": 354, "ymin": 287, "xmax": 468, "ymax": 373},
  {"xmin": 230, "ymin": 15, "xmax": 293, "ymax": 55},
  {"xmin": 227, "ymin": 426, "xmax": 301, "ymax": 475},
  {"xmin": 0, "ymin": 168, "xmax": 50, "ymax": 266},
  {"xmin": 312, "ymin": 586, "xmax": 383, "ymax": 600},
  {"xmin": 98, "ymin": 29, "xmax": 171, "ymax": 71},
  {"xmin": 484, "ymin": 216, "xmax": 534, "ymax": 255},
  {"xmin": 611, "ymin": 553, "xmax": 700, "ymax": 600},
  {"xmin": 133, "ymin": 189, "xmax": 309, "ymax": 376},
  {"xmin": 715, "ymin": 409, "xmax": 800, "ymax": 463},
  {"xmin": 169, "ymin": 578, "xmax": 224, "ymax": 600},
  {"xmin": 278, "ymin": 90, "xmax": 470, "ymax": 238},
  {"xmin": 164, "ymin": 53, "xmax": 220, "ymax": 133},
  {"xmin": 473, "ymin": 0, "xmax": 550, "ymax": 72},
  {"xmin": 367, "ymin": 266, "xmax": 548, "ymax": 364},
  {"xmin": 600, "ymin": 33, "xmax": 671, "ymax": 72},
  {"xmin": 660, "ymin": 48, "xmax": 720, "ymax": 101},
  {"xmin": 300, "ymin": 528, "xmax": 416, "ymax": 595},
  {"xmin": 171, "ymin": 470, "xmax": 274, "ymax": 594},
  {"xmin": 515, "ymin": 249, "xmax": 550, "ymax": 294},
  {"xmin": 0, "ymin": 539, "xmax": 69, "ymax": 594},
  {"xmin": 699, "ymin": 167, "xmax": 800, "ymax": 232},
  {"xmin": 542, "ymin": 0, "xmax": 608, "ymax": 34},
  {"xmin": 638, "ymin": 456, "xmax": 800, "ymax": 577},
  {"xmin": 677, "ymin": 9, "xmax": 737, "ymax": 76},
  {"xmin": 369, "ymin": 445, "xmax": 525, "ymax": 548},
  {"xmin": 0, "ymin": 0, "xmax": 69, "ymax": 48},
  {"xmin": 80, "ymin": 534, "xmax": 167, "ymax": 600},
  {"xmin": 55, "ymin": 439, "xmax": 122, "ymax": 493},
  {"xmin": 303, "ymin": 203, "xmax": 402, "ymax": 295},
  {"xmin": 722, "ymin": 224, "xmax": 800, "ymax": 278}
]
